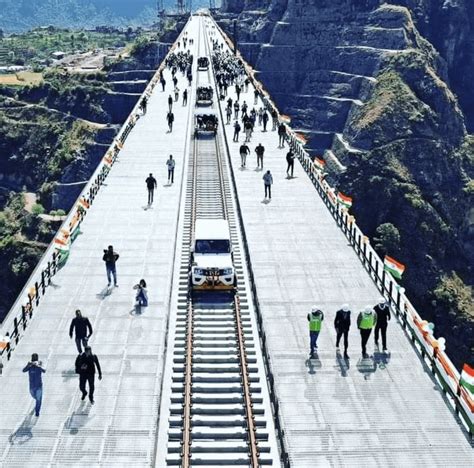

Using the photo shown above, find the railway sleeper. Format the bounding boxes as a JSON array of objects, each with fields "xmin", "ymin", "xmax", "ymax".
[
  {"xmin": 172, "ymin": 374, "xmax": 260, "ymax": 384},
  {"xmin": 171, "ymin": 382, "xmax": 262, "ymax": 394},
  {"xmin": 171, "ymin": 394, "xmax": 264, "ymax": 404},
  {"xmin": 168, "ymin": 415, "xmax": 268, "ymax": 428},
  {"xmin": 170, "ymin": 403, "xmax": 265, "ymax": 416},
  {"xmin": 167, "ymin": 440, "xmax": 272, "ymax": 453},
  {"xmin": 168, "ymin": 427, "xmax": 269, "ymax": 440}
]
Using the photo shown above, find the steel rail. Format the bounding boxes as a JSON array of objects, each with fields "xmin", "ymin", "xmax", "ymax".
[
  {"xmin": 180, "ymin": 18, "xmax": 261, "ymax": 467},
  {"xmin": 234, "ymin": 294, "xmax": 260, "ymax": 466}
]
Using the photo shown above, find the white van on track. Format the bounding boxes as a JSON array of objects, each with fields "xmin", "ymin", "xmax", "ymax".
[{"xmin": 191, "ymin": 219, "xmax": 236, "ymax": 290}]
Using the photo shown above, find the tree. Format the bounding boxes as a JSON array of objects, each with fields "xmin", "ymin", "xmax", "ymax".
[
  {"xmin": 32, "ymin": 203, "xmax": 45, "ymax": 215},
  {"xmin": 373, "ymin": 223, "xmax": 401, "ymax": 255}
]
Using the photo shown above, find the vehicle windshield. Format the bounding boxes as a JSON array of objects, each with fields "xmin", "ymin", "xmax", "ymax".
[{"xmin": 195, "ymin": 239, "xmax": 230, "ymax": 254}]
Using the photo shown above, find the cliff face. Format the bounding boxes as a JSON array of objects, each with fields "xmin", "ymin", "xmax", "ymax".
[
  {"xmin": 216, "ymin": 0, "xmax": 474, "ymax": 368},
  {"xmin": 393, "ymin": 0, "xmax": 474, "ymax": 132}
]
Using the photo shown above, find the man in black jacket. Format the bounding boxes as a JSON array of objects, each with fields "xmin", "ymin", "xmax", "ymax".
[
  {"xmin": 374, "ymin": 298, "xmax": 391, "ymax": 351},
  {"xmin": 69, "ymin": 309, "xmax": 93, "ymax": 354},
  {"xmin": 145, "ymin": 173, "xmax": 157, "ymax": 206},
  {"xmin": 103, "ymin": 245, "xmax": 119, "ymax": 287},
  {"xmin": 75, "ymin": 346, "xmax": 102, "ymax": 404},
  {"xmin": 334, "ymin": 304, "xmax": 351, "ymax": 358}
]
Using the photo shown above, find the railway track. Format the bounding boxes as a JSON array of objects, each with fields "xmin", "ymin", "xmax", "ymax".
[{"xmin": 161, "ymin": 17, "xmax": 280, "ymax": 467}]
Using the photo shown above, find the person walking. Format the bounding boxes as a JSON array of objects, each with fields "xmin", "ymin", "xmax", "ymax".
[
  {"xmin": 262, "ymin": 110, "xmax": 269, "ymax": 132},
  {"xmin": 226, "ymin": 105, "xmax": 232, "ymax": 124},
  {"xmin": 235, "ymin": 84, "xmax": 241, "ymax": 101},
  {"xmin": 278, "ymin": 122, "xmax": 287, "ymax": 148},
  {"xmin": 167, "ymin": 111, "xmax": 174, "ymax": 132},
  {"xmin": 146, "ymin": 173, "xmax": 157, "ymax": 205},
  {"xmin": 271, "ymin": 109, "xmax": 278, "ymax": 130},
  {"xmin": 233, "ymin": 121, "xmax": 241, "ymax": 142},
  {"xmin": 168, "ymin": 94, "xmax": 173, "ymax": 112},
  {"xmin": 254, "ymin": 88, "xmax": 259, "ymax": 105},
  {"xmin": 23, "ymin": 354, "xmax": 45, "ymax": 417},
  {"xmin": 357, "ymin": 306, "xmax": 378, "ymax": 358},
  {"xmin": 334, "ymin": 304, "xmax": 351, "ymax": 358},
  {"xmin": 102, "ymin": 245, "xmax": 119, "ymax": 287},
  {"xmin": 182, "ymin": 88, "xmax": 188, "ymax": 106},
  {"xmin": 174, "ymin": 86, "xmax": 179, "ymax": 102},
  {"xmin": 307, "ymin": 306, "xmax": 324, "ymax": 357},
  {"xmin": 139, "ymin": 96, "xmax": 148, "ymax": 115},
  {"xmin": 233, "ymin": 101, "xmax": 240, "ymax": 119},
  {"xmin": 160, "ymin": 76, "xmax": 166, "ymax": 91},
  {"xmin": 263, "ymin": 170, "xmax": 273, "ymax": 199},
  {"xmin": 244, "ymin": 119, "xmax": 253, "ymax": 142},
  {"xmin": 239, "ymin": 143, "xmax": 250, "ymax": 167},
  {"xmin": 134, "ymin": 279, "xmax": 148, "ymax": 307},
  {"xmin": 75, "ymin": 346, "xmax": 102, "ymax": 405},
  {"xmin": 255, "ymin": 143, "xmax": 265, "ymax": 169},
  {"xmin": 166, "ymin": 155, "xmax": 175, "ymax": 184},
  {"xmin": 374, "ymin": 298, "xmax": 391, "ymax": 351},
  {"xmin": 286, "ymin": 149, "xmax": 295, "ymax": 177},
  {"xmin": 69, "ymin": 309, "xmax": 93, "ymax": 354}
]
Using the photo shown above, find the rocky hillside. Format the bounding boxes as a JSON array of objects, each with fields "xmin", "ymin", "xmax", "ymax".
[{"xmin": 216, "ymin": 0, "xmax": 473, "ymax": 369}]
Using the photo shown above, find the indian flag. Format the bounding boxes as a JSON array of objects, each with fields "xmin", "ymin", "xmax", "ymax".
[
  {"xmin": 337, "ymin": 192, "xmax": 353, "ymax": 209},
  {"xmin": 384, "ymin": 255, "xmax": 405, "ymax": 279},
  {"xmin": 280, "ymin": 115, "xmax": 291, "ymax": 124},
  {"xmin": 460, "ymin": 364, "xmax": 474, "ymax": 394},
  {"xmin": 294, "ymin": 133, "xmax": 308, "ymax": 145},
  {"xmin": 314, "ymin": 157, "xmax": 325, "ymax": 170}
]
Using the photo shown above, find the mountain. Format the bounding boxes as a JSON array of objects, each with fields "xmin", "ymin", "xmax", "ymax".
[
  {"xmin": 0, "ymin": 0, "xmax": 211, "ymax": 33},
  {"xmin": 216, "ymin": 0, "xmax": 474, "ymax": 369}
]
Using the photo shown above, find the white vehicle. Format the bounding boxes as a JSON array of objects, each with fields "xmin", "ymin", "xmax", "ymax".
[{"xmin": 191, "ymin": 219, "xmax": 236, "ymax": 290}]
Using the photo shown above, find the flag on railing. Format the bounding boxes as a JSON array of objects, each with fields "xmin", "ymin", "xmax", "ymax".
[
  {"xmin": 0, "ymin": 335, "xmax": 10, "ymax": 351},
  {"xmin": 280, "ymin": 115, "xmax": 291, "ymax": 123},
  {"xmin": 294, "ymin": 133, "xmax": 308, "ymax": 145},
  {"xmin": 314, "ymin": 157, "xmax": 325, "ymax": 171},
  {"xmin": 337, "ymin": 192, "xmax": 353, "ymax": 208},
  {"xmin": 384, "ymin": 255, "xmax": 405, "ymax": 279},
  {"xmin": 460, "ymin": 364, "xmax": 474, "ymax": 394}
]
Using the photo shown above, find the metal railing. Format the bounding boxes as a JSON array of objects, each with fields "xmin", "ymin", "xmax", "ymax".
[{"xmin": 210, "ymin": 16, "xmax": 474, "ymax": 438}]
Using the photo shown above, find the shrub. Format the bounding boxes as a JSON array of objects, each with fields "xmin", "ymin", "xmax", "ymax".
[
  {"xmin": 31, "ymin": 203, "xmax": 45, "ymax": 215},
  {"xmin": 373, "ymin": 223, "xmax": 401, "ymax": 255}
]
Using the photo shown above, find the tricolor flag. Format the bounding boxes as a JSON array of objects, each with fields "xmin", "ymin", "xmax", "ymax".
[
  {"xmin": 460, "ymin": 364, "xmax": 474, "ymax": 395},
  {"xmin": 314, "ymin": 157, "xmax": 325, "ymax": 170},
  {"xmin": 294, "ymin": 133, "xmax": 308, "ymax": 145},
  {"xmin": 280, "ymin": 115, "xmax": 291, "ymax": 124},
  {"xmin": 384, "ymin": 255, "xmax": 405, "ymax": 279},
  {"xmin": 337, "ymin": 192, "xmax": 353, "ymax": 209},
  {"xmin": 55, "ymin": 242, "xmax": 70, "ymax": 267}
]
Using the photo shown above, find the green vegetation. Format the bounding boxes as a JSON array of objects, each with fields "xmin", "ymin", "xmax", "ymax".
[
  {"xmin": 31, "ymin": 203, "xmax": 45, "ymax": 215},
  {"xmin": 0, "ymin": 26, "xmax": 137, "ymax": 67},
  {"xmin": 373, "ymin": 223, "xmax": 401, "ymax": 255},
  {"xmin": 14, "ymin": 69, "xmax": 112, "ymax": 122},
  {"xmin": 434, "ymin": 273, "xmax": 474, "ymax": 320}
]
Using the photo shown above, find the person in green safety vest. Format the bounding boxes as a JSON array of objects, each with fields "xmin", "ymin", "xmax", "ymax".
[
  {"xmin": 357, "ymin": 305, "xmax": 378, "ymax": 358},
  {"xmin": 307, "ymin": 306, "xmax": 324, "ymax": 357}
]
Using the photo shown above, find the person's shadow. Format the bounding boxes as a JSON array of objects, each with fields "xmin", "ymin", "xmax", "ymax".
[
  {"xmin": 9, "ymin": 414, "xmax": 37, "ymax": 445},
  {"xmin": 65, "ymin": 401, "xmax": 91, "ymax": 435},
  {"xmin": 261, "ymin": 199, "xmax": 271, "ymax": 204},
  {"xmin": 305, "ymin": 355, "xmax": 322, "ymax": 375},
  {"xmin": 356, "ymin": 355, "xmax": 377, "ymax": 379},
  {"xmin": 336, "ymin": 350, "xmax": 350, "ymax": 377},
  {"xmin": 373, "ymin": 350, "xmax": 391, "ymax": 370},
  {"xmin": 96, "ymin": 286, "xmax": 112, "ymax": 300},
  {"xmin": 61, "ymin": 369, "xmax": 77, "ymax": 382}
]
